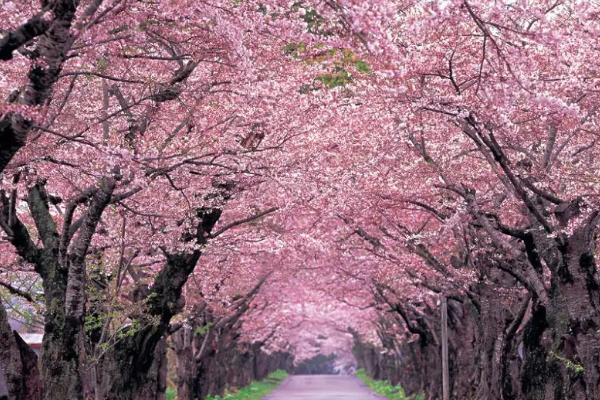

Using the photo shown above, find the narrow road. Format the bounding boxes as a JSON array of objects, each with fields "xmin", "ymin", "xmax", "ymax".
[{"xmin": 264, "ymin": 375, "xmax": 385, "ymax": 400}]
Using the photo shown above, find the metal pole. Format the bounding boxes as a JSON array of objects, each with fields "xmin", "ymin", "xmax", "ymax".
[{"xmin": 441, "ymin": 296, "xmax": 449, "ymax": 400}]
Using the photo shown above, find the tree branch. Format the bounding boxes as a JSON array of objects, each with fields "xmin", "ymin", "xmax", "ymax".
[
  {"xmin": 65, "ymin": 177, "xmax": 116, "ymax": 319},
  {"xmin": 209, "ymin": 207, "xmax": 278, "ymax": 238},
  {"xmin": 27, "ymin": 181, "xmax": 59, "ymax": 252},
  {"xmin": 0, "ymin": 13, "xmax": 50, "ymax": 61},
  {"xmin": 0, "ymin": 281, "xmax": 34, "ymax": 302}
]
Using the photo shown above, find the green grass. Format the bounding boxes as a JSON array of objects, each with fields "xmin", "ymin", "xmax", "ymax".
[
  {"xmin": 355, "ymin": 369, "xmax": 424, "ymax": 400},
  {"xmin": 205, "ymin": 370, "xmax": 289, "ymax": 400}
]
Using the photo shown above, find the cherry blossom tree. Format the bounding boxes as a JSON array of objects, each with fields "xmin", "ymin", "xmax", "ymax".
[{"xmin": 2, "ymin": 1, "xmax": 600, "ymax": 400}]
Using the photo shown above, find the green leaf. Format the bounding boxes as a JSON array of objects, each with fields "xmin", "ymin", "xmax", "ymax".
[
  {"xmin": 283, "ymin": 42, "xmax": 306, "ymax": 58},
  {"xmin": 194, "ymin": 322, "xmax": 213, "ymax": 336},
  {"xmin": 355, "ymin": 60, "xmax": 371, "ymax": 73},
  {"xmin": 316, "ymin": 69, "xmax": 352, "ymax": 88}
]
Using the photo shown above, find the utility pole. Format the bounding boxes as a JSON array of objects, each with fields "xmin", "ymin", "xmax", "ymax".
[{"xmin": 441, "ymin": 295, "xmax": 449, "ymax": 400}]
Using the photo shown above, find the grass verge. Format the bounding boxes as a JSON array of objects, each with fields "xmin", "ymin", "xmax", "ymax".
[
  {"xmin": 205, "ymin": 369, "xmax": 289, "ymax": 400},
  {"xmin": 355, "ymin": 368, "xmax": 424, "ymax": 400}
]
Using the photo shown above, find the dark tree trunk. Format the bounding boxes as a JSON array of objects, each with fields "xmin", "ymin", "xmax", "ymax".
[
  {"xmin": 40, "ymin": 262, "xmax": 84, "ymax": 400},
  {"xmin": 99, "ymin": 205, "xmax": 223, "ymax": 400},
  {"xmin": 97, "ymin": 324, "xmax": 169, "ymax": 400},
  {"xmin": 191, "ymin": 334, "xmax": 291, "ymax": 400},
  {"xmin": 96, "ymin": 200, "xmax": 229, "ymax": 400},
  {"xmin": 0, "ymin": 179, "xmax": 117, "ymax": 400},
  {"xmin": 522, "ymin": 220, "xmax": 600, "ymax": 400},
  {"xmin": 123, "ymin": 337, "xmax": 167, "ymax": 400},
  {"xmin": 0, "ymin": 0, "xmax": 79, "ymax": 174},
  {"xmin": 354, "ymin": 280, "xmax": 531, "ymax": 400},
  {"xmin": 172, "ymin": 326, "xmax": 196, "ymax": 400},
  {"xmin": 0, "ymin": 301, "xmax": 42, "ymax": 400}
]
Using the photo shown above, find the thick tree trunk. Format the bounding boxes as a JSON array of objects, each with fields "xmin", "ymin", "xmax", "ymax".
[
  {"xmin": 551, "ymin": 233, "xmax": 600, "ymax": 400},
  {"xmin": 40, "ymin": 266, "xmax": 84, "ymax": 400},
  {"xmin": 97, "ymin": 203, "xmax": 226, "ymax": 400},
  {"xmin": 522, "ymin": 218, "xmax": 600, "ymax": 400},
  {"xmin": 0, "ymin": 301, "xmax": 42, "ymax": 400},
  {"xmin": 172, "ymin": 326, "xmax": 196, "ymax": 400},
  {"xmin": 97, "ymin": 326, "xmax": 168, "ymax": 400},
  {"xmin": 98, "ymin": 251, "xmax": 204, "ymax": 400},
  {"xmin": 133, "ymin": 337, "xmax": 168, "ymax": 400}
]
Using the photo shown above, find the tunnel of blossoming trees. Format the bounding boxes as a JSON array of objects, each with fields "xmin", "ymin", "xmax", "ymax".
[{"xmin": 1, "ymin": 1, "xmax": 599, "ymax": 400}]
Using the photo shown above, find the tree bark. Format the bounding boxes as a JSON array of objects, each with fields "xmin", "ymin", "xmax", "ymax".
[
  {"xmin": 0, "ymin": 301, "xmax": 42, "ymax": 400},
  {"xmin": 173, "ymin": 326, "xmax": 196, "ymax": 400},
  {"xmin": 1, "ymin": 179, "xmax": 118, "ymax": 400},
  {"xmin": 40, "ymin": 257, "xmax": 84, "ymax": 400},
  {"xmin": 99, "ymin": 204, "xmax": 226, "ymax": 400},
  {"xmin": 520, "ymin": 213, "xmax": 600, "ymax": 400},
  {"xmin": 0, "ymin": 0, "xmax": 80, "ymax": 173}
]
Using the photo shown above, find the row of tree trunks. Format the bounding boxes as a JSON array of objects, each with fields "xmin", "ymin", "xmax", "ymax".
[
  {"xmin": 354, "ymin": 296, "xmax": 599, "ymax": 400},
  {"xmin": 1, "ymin": 300, "xmax": 287, "ymax": 400},
  {"xmin": 355, "ymin": 257, "xmax": 600, "ymax": 400},
  {"xmin": 0, "ymin": 177, "xmax": 234, "ymax": 400},
  {"xmin": 172, "ymin": 320, "xmax": 293, "ymax": 400},
  {"xmin": 193, "ymin": 341, "xmax": 292, "ymax": 400},
  {"xmin": 355, "ymin": 179, "xmax": 600, "ymax": 400},
  {"xmin": 353, "ymin": 280, "xmax": 533, "ymax": 400}
]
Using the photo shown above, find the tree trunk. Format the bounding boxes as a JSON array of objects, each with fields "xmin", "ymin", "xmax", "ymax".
[
  {"xmin": 0, "ymin": 301, "xmax": 42, "ymax": 400},
  {"xmin": 40, "ymin": 266, "xmax": 84, "ymax": 400},
  {"xmin": 97, "ymin": 204, "xmax": 225, "ymax": 400},
  {"xmin": 97, "ymin": 325, "xmax": 167, "ymax": 400},
  {"xmin": 523, "ymin": 218, "xmax": 600, "ymax": 400},
  {"xmin": 172, "ymin": 327, "xmax": 196, "ymax": 400}
]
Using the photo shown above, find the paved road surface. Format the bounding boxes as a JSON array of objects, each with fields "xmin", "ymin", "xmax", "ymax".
[{"xmin": 264, "ymin": 375, "xmax": 385, "ymax": 400}]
